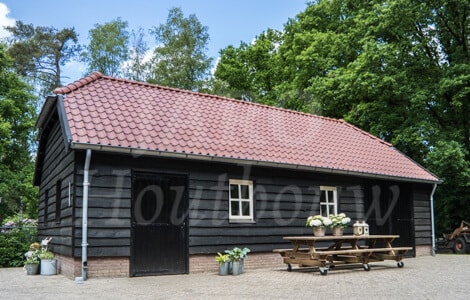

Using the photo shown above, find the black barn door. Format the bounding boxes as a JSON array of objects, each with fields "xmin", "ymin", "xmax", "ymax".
[
  {"xmin": 365, "ymin": 183, "xmax": 415, "ymax": 253},
  {"xmin": 131, "ymin": 172, "xmax": 188, "ymax": 276}
]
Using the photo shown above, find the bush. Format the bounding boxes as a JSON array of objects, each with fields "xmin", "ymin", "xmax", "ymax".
[{"xmin": 0, "ymin": 226, "xmax": 38, "ymax": 267}]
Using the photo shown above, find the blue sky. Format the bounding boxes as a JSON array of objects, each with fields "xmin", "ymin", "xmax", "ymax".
[{"xmin": 0, "ymin": 0, "xmax": 308, "ymax": 82}]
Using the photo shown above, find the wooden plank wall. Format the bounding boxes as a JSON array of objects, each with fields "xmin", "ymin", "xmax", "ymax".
[
  {"xmin": 39, "ymin": 147, "xmax": 433, "ymax": 258},
  {"xmin": 413, "ymin": 183, "xmax": 434, "ymax": 245},
  {"xmin": 73, "ymin": 158, "xmax": 132, "ymax": 257},
  {"xmin": 37, "ymin": 116, "xmax": 75, "ymax": 256}
]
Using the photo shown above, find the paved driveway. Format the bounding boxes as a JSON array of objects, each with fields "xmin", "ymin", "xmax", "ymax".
[{"xmin": 0, "ymin": 254, "xmax": 468, "ymax": 299}]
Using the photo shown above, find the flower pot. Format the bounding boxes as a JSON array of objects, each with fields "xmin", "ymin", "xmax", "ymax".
[
  {"xmin": 40, "ymin": 259, "xmax": 57, "ymax": 275},
  {"xmin": 332, "ymin": 227, "xmax": 344, "ymax": 236},
  {"xmin": 231, "ymin": 261, "xmax": 241, "ymax": 276},
  {"xmin": 218, "ymin": 261, "xmax": 230, "ymax": 275},
  {"xmin": 24, "ymin": 263, "xmax": 39, "ymax": 275},
  {"xmin": 313, "ymin": 226, "xmax": 326, "ymax": 237}
]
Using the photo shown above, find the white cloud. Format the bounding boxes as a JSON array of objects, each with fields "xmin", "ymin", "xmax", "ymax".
[{"xmin": 0, "ymin": 2, "xmax": 15, "ymax": 38}]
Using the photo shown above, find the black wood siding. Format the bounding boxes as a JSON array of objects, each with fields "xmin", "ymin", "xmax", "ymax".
[
  {"xmin": 412, "ymin": 183, "xmax": 434, "ymax": 245},
  {"xmin": 73, "ymin": 156, "xmax": 132, "ymax": 257},
  {"xmin": 40, "ymin": 147, "xmax": 434, "ymax": 257},
  {"xmin": 37, "ymin": 115, "xmax": 75, "ymax": 256}
]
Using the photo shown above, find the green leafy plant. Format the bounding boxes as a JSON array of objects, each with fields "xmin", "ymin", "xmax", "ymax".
[
  {"xmin": 0, "ymin": 226, "xmax": 37, "ymax": 267},
  {"xmin": 24, "ymin": 250, "xmax": 40, "ymax": 264},
  {"xmin": 38, "ymin": 250, "xmax": 55, "ymax": 260},
  {"xmin": 225, "ymin": 247, "xmax": 250, "ymax": 262},
  {"xmin": 215, "ymin": 252, "xmax": 231, "ymax": 265}
]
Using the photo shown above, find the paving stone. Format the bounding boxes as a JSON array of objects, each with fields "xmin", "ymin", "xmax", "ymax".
[{"xmin": 0, "ymin": 254, "xmax": 468, "ymax": 299}]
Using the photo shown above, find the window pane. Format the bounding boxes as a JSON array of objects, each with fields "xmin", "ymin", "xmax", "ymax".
[
  {"xmin": 240, "ymin": 185, "xmax": 249, "ymax": 199},
  {"xmin": 320, "ymin": 190, "xmax": 326, "ymax": 202},
  {"xmin": 327, "ymin": 190, "xmax": 334, "ymax": 202},
  {"xmin": 231, "ymin": 201, "xmax": 240, "ymax": 216},
  {"xmin": 320, "ymin": 204, "xmax": 327, "ymax": 216},
  {"xmin": 230, "ymin": 184, "xmax": 239, "ymax": 199},
  {"xmin": 241, "ymin": 201, "xmax": 250, "ymax": 216}
]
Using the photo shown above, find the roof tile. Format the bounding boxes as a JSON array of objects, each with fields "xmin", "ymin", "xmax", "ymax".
[{"xmin": 52, "ymin": 72, "xmax": 439, "ymax": 183}]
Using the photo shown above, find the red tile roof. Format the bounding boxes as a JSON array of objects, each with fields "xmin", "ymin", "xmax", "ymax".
[{"xmin": 51, "ymin": 72, "xmax": 439, "ymax": 183}]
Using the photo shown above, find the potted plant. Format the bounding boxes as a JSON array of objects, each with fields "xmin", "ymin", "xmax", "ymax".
[
  {"xmin": 238, "ymin": 247, "xmax": 250, "ymax": 273},
  {"xmin": 24, "ymin": 243, "xmax": 41, "ymax": 275},
  {"xmin": 329, "ymin": 213, "xmax": 351, "ymax": 236},
  {"xmin": 306, "ymin": 215, "xmax": 332, "ymax": 236},
  {"xmin": 215, "ymin": 252, "xmax": 231, "ymax": 275},
  {"xmin": 225, "ymin": 247, "xmax": 250, "ymax": 275},
  {"xmin": 38, "ymin": 250, "xmax": 57, "ymax": 275}
]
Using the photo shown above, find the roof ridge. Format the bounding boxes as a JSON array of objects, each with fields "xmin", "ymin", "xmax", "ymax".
[
  {"xmin": 54, "ymin": 71, "xmax": 104, "ymax": 94},
  {"xmin": 54, "ymin": 72, "xmax": 342, "ymax": 124}
]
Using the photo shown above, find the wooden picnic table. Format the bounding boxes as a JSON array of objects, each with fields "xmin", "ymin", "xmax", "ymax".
[{"xmin": 274, "ymin": 235, "xmax": 412, "ymax": 275}]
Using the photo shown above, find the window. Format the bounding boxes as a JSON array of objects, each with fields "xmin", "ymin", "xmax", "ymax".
[
  {"xmin": 55, "ymin": 180, "xmax": 62, "ymax": 224},
  {"xmin": 229, "ymin": 179, "xmax": 254, "ymax": 222},
  {"xmin": 320, "ymin": 186, "xmax": 337, "ymax": 217}
]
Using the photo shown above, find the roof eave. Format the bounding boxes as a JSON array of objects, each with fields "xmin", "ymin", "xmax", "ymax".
[{"xmin": 70, "ymin": 142, "xmax": 442, "ymax": 185}]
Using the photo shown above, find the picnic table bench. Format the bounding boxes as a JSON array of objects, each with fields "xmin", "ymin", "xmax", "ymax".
[{"xmin": 274, "ymin": 235, "xmax": 412, "ymax": 275}]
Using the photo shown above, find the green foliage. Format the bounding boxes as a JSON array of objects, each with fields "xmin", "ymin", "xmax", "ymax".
[
  {"xmin": 4, "ymin": 20, "xmax": 81, "ymax": 98},
  {"xmin": 123, "ymin": 27, "xmax": 149, "ymax": 81},
  {"xmin": 24, "ymin": 249, "xmax": 40, "ymax": 264},
  {"xmin": 215, "ymin": 252, "xmax": 230, "ymax": 265},
  {"xmin": 427, "ymin": 141, "xmax": 470, "ymax": 235},
  {"xmin": 211, "ymin": 0, "xmax": 470, "ymax": 234},
  {"xmin": 0, "ymin": 45, "xmax": 38, "ymax": 222},
  {"xmin": 81, "ymin": 18, "xmax": 130, "ymax": 77},
  {"xmin": 38, "ymin": 250, "xmax": 55, "ymax": 260},
  {"xmin": 0, "ymin": 227, "xmax": 37, "ymax": 267},
  {"xmin": 147, "ymin": 7, "xmax": 213, "ymax": 91},
  {"xmin": 224, "ymin": 247, "xmax": 250, "ymax": 262},
  {"xmin": 214, "ymin": 29, "xmax": 282, "ymax": 105}
]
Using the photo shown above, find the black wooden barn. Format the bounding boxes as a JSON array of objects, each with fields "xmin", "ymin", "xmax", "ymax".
[{"xmin": 33, "ymin": 72, "xmax": 440, "ymax": 279}]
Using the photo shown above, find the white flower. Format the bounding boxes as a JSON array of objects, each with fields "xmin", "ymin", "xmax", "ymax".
[
  {"xmin": 323, "ymin": 218, "xmax": 333, "ymax": 226},
  {"xmin": 310, "ymin": 219, "xmax": 322, "ymax": 227},
  {"xmin": 342, "ymin": 217, "xmax": 351, "ymax": 224}
]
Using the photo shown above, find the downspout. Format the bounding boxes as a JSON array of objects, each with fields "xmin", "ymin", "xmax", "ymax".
[
  {"xmin": 76, "ymin": 149, "xmax": 92, "ymax": 282},
  {"xmin": 430, "ymin": 184, "xmax": 438, "ymax": 256}
]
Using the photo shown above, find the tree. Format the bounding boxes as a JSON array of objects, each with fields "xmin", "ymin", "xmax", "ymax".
[
  {"xmin": 0, "ymin": 44, "xmax": 38, "ymax": 222},
  {"xmin": 213, "ymin": 0, "xmax": 469, "ymax": 234},
  {"xmin": 427, "ymin": 141, "xmax": 470, "ymax": 235},
  {"xmin": 123, "ymin": 27, "xmax": 149, "ymax": 81},
  {"xmin": 147, "ymin": 7, "xmax": 212, "ymax": 90},
  {"xmin": 279, "ymin": 0, "xmax": 470, "ymax": 233},
  {"xmin": 4, "ymin": 21, "xmax": 80, "ymax": 99},
  {"xmin": 81, "ymin": 18, "xmax": 130, "ymax": 77},
  {"xmin": 214, "ymin": 29, "xmax": 282, "ymax": 105}
]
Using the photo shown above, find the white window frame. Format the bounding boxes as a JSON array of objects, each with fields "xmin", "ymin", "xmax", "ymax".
[
  {"xmin": 319, "ymin": 186, "xmax": 338, "ymax": 217},
  {"xmin": 229, "ymin": 179, "xmax": 254, "ymax": 222}
]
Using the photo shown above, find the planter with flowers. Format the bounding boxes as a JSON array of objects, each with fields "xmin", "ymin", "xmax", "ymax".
[
  {"xmin": 306, "ymin": 215, "xmax": 332, "ymax": 236},
  {"xmin": 24, "ymin": 242, "xmax": 41, "ymax": 275},
  {"xmin": 38, "ymin": 250, "xmax": 57, "ymax": 275},
  {"xmin": 329, "ymin": 213, "xmax": 351, "ymax": 236}
]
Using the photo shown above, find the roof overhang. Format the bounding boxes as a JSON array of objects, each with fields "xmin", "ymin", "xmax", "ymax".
[{"xmin": 70, "ymin": 142, "xmax": 442, "ymax": 185}]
